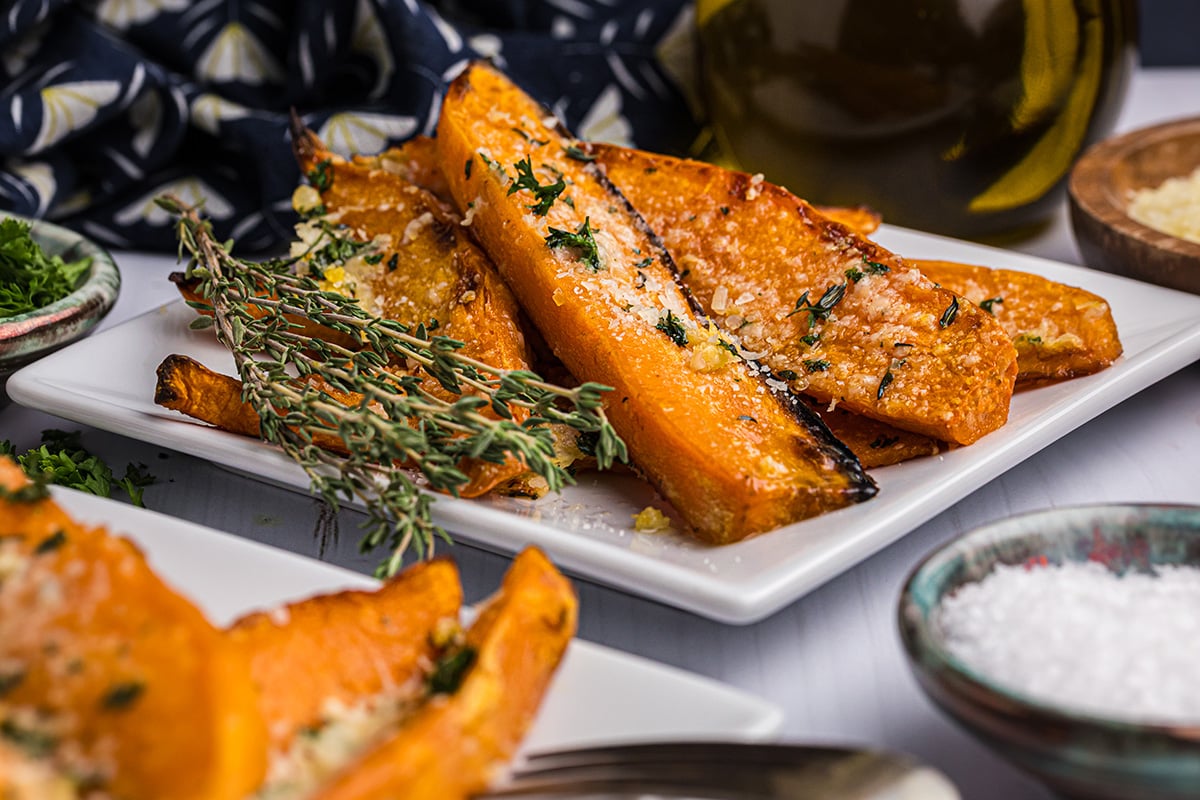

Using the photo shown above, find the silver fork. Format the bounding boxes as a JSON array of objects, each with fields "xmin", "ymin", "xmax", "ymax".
[{"xmin": 482, "ymin": 742, "xmax": 959, "ymax": 799}]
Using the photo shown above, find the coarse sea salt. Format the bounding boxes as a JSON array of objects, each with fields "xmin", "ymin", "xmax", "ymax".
[{"xmin": 937, "ymin": 560, "xmax": 1200, "ymax": 725}]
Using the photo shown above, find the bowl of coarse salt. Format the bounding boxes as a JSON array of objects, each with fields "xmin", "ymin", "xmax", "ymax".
[
  {"xmin": 899, "ymin": 504, "xmax": 1200, "ymax": 800},
  {"xmin": 1069, "ymin": 115, "xmax": 1200, "ymax": 296}
]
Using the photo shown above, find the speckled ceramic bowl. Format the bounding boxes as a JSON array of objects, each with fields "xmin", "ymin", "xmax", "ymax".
[
  {"xmin": 0, "ymin": 216, "xmax": 120, "ymax": 404},
  {"xmin": 899, "ymin": 504, "xmax": 1200, "ymax": 800}
]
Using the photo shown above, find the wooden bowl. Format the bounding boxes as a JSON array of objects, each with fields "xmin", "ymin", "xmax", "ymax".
[{"xmin": 1069, "ymin": 116, "xmax": 1200, "ymax": 295}]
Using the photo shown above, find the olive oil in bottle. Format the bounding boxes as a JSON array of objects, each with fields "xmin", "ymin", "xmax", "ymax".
[{"xmin": 697, "ymin": 0, "xmax": 1137, "ymax": 238}]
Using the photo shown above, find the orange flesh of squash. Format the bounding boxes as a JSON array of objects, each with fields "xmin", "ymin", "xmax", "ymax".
[
  {"xmin": 436, "ymin": 62, "xmax": 876, "ymax": 544},
  {"xmin": 309, "ymin": 547, "xmax": 576, "ymax": 800},
  {"xmin": 0, "ymin": 459, "xmax": 267, "ymax": 800},
  {"xmin": 228, "ymin": 558, "xmax": 463, "ymax": 752},
  {"xmin": 591, "ymin": 144, "xmax": 1018, "ymax": 446}
]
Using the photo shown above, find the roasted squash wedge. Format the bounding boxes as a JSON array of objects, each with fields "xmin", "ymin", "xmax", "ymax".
[
  {"xmin": 0, "ymin": 459, "xmax": 267, "ymax": 800},
  {"xmin": 913, "ymin": 259, "xmax": 1123, "ymax": 383},
  {"xmin": 228, "ymin": 558, "xmax": 463, "ymax": 752},
  {"xmin": 306, "ymin": 547, "xmax": 576, "ymax": 800},
  {"xmin": 592, "ymin": 144, "xmax": 1019, "ymax": 446},
  {"xmin": 436, "ymin": 61, "xmax": 876, "ymax": 543}
]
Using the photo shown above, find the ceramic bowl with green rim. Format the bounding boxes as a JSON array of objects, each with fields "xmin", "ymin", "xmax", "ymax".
[
  {"xmin": 898, "ymin": 504, "xmax": 1200, "ymax": 800},
  {"xmin": 0, "ymin": 215, "xmax": 121, "ymax": 403}
]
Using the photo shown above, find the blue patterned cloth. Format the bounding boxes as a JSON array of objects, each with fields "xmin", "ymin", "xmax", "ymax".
[{"xmin": 0, "ymin": 0, "xmax": 697, "ymax": 251}]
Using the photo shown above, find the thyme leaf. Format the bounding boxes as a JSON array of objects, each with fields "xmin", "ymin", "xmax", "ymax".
[
  {"xmin": 655, "ymin": 310, "xmax": 688, "ymax": 347},
  {"xmin": 940, "ymin": 296, "xmax": 960, "ymax": 328},
  {"xmin": 980, "ymin": 296, "xmax": 1003, "ymax": 314},
  {"xmin": 786, "ymin": 282, "xmax": 846, "ymax": 329},
  {"xmin": 160, "ymin": 197, "xmax": 625, "ymax": 576}
]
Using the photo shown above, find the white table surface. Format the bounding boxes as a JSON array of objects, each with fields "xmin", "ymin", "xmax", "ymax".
[{"xmin": 5, "ymin": 67, "xmax": 1199, "ymax": 799}]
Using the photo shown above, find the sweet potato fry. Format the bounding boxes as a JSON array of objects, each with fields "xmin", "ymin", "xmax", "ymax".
[
  {"xmin": 592, "ymin": 144, "xmax": 1018, "ymax": 445},
  {"xmin": 309, "ymin": 547, "xmax": 576, "ymax": 800},
  {"xmin": 913, "ymin": 259, "xmax": 1123, "ymax": 383},
  {"xmin": 436, "ymin": 61, "xmax": 876, "ymax": 543},
  {"xmin": 228, "ymin": 559, "xmax": 463, "ymax": 751},
  {"xmin": 0, "ymin": 459, "xmax": 267, "ymax": 800}
]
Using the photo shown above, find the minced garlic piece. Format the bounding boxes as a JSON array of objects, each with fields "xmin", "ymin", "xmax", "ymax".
[
  {"xmin": 632, "ymin": 506, "xmax": 671, "ymax": 532},
  {"xmin": 291, "ymin": 185, "xmax": 322, "ymax": 215}
]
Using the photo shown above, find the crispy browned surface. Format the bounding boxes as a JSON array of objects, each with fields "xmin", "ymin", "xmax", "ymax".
[
  {"xmin": 436, "ymin": 62, "xmax": 875, "ymax": 544},
  {"xmin": 155, "ymin": 354, "xmax": 267, "ymax": 439},
  {"xmin": 0, "ymin": 459, "xmax": 267, "ymax": 800},
  {"xmin": 593, "ymin": 144, "xmax": 1018, "ymax": 446},
  {"xmin": 914, "ymin": 259, "xmax": 1123, "ymax": 383},
  {"xmin": 311, "ymin": 548, "xmax": 576, "ymax": 800},
  {"xmin": 228, "ymin": 559, "xmax": 462, "ymax": 751},
  {"xmin": 354, "ymin": 135, "xmax": 453, "ymax": 204},
  {"xmin": 815, "ymin": 205, "xmax": 882, "ymax": 236},
  {"xmin": 292, "ymin": 122, "xmax": 533, "ymax": 381},
  {"xmin": 804, "ymin": 398, "xmax": 941, "ymax": 467}
]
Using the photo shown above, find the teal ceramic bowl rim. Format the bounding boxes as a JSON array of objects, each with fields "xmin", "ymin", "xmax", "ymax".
[
  {"xmin": 0, "ymin": 215, "xmax": 121, "ymax": 367},
  {"xmin": 898, "ymin": 503, "xmax": 1200, "ymax": 739}
]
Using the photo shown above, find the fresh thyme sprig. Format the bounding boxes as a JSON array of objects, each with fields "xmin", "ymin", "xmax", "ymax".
[{"xmin": 158, "ymin": 196, "xmax": 627, "ymax": 576}]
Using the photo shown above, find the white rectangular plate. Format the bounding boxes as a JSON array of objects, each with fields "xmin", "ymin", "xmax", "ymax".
[
  {"xmin": 50, "ymin": 488, "xmax": 781, "ymax": 751},
  {"xmin": 12, "ymin": 227, "xmax": 1200, "ymax": 623}
]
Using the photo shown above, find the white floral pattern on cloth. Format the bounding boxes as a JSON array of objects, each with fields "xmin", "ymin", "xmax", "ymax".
[{"xmin": 0, "ymin": 0, "xmax": 696, "ymax": 251}]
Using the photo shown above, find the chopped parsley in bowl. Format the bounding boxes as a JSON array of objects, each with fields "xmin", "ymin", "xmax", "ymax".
[{"xmin": 0, "ymin": 215, "xmax": 120, "ymax": 402}]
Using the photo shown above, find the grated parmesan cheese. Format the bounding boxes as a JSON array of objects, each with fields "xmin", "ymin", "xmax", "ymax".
[{"xmin": 1127, "ymin": 166, "xmax": 1200, "ymax": 244}]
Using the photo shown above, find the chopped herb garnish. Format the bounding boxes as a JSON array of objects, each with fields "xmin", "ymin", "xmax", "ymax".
[
  {"xmin": 0, "ymin": 217, "xmax": 93, "ymax": 318},
  {"xmin": 464, "ymin": 158, "xmax": 473, "ymax": 179},
  {"xmin": 939, "ymin": 296, "xmax": 959, "ymax": 328},
  {"xmin": 545, "ymin": 217, "xmax": 601, "ymax": 271},
  {"xmin": 363, "ymin": 253, "xmax": 384, "ymax": 265},
  {"xmin": 1017, "ymin": 333, "xmax": 1043, "ymax": 344},
  {"xmin": 776, "ymin": 369, "xmax": 798, "ymax": 380},
  {"xmin": 655, "ymin": 310, "xmax": 688, "ymax": 347},
  {"xmin": 428, "ymin": 646, "xmax": 477, "ymax": 695},
  {"xmin": 803, "ymin": 359, "xmax": 831, "ymax": 372},
  {"xmin": 0, "ymin": 479, "xmax": 50, "ymax": 504},
  {"xmin": 0, "ymin": 671, "xmax": 24, "ymax": 697},
  {"xmin": 101, "ymin": 681, "xmax": 145, "ymax": 711},
  {"xmin": 633, "ymin": 257, "xmax": 653, "ymax": 268},
  {"xmin": 877, "ymin": 369, "xmax": 895, "ymax": 400},
  {"xmin": 717, "ymin": 340, "xmax": 739, "ymax": 356},
  {"xmin": 307, "ymin": 159, "xmax": 333, "ymax": 192},
  {"xmin": 387, "ymin": 253, "xmax": 399, "ymax": 272},
  {"xmin": 736, "ymin": 415, "xmax": 757, "ymax": 422},
  {"xmin": 1, "ymin": 430, "xmax": 154, "ymax": 507},
  {"xmin": 510, "ymin": 127, "xmax": 548, "ymax": 145},
  {"xmin": 869, "ymin": 435, "xmax": 899, "ymax": 449},
  {"xmin": 644, "ymin": 167, "xmax": 658, "ymax": 174},
  {"xmin": 800, "ymin": 333, "xmax": 820, "ymax": 346},
  {"xmin": 719, "ymin": 206, "xmax": 730, "ymax": 215},
  {"xmin": 34, "ymin": 530, "xmax": 66, "ymax": 554},
  {"xmin": 844, "ymin": 267, "xmax": 864, "ymax": 283},
  {"xmin": 564, "ymin": 144, "xmax": 595, "ymax": 162},
  {"xmin": 1, "ymin": 718, "xmax": 56, "ymax": 758},
  {"xmin": 980, "ymin": 297, "xmax": 1003, "ymax": 314},
  {"xmin": 563, "ymin": 196, "xmax": 575, "ymax": 208},
  {"xmin": 786, "ymin": 283, "xmax": 846, "ymax": 329},
  {"xmin": 862, "ymin": 257, "xmax": 890, "ymax": 275},
  {"xmin": 508, "ymin": 156, "xmax": 566, "ymax": 215}
]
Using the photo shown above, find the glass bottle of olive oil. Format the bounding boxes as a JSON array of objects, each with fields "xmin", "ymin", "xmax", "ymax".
[{"xmin": 696, "ymin": 0, "xmax": 1137, "ymax": 239}]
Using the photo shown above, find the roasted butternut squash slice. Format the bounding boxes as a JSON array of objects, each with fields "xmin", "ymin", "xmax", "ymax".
[
  {"xmin": 308, "ymin": 547, "xmax": 576, "ymax": 800},
  {"xmin": 436, "ymin": 62, "xmax": 876, "ymax": 543},
  {"xmin": 912, "ymin": 259, "xmax": 1122, "ymax": 383},
  {"xmin": 228, "ymin": 559, "xmax": 463, "ymax": 752},
  {"xmin": 0, "ymin": 459, "xmax": 267, "ymax": 800},
  {"xmin": 591, "ymin": 144, "xmax": 1018, "ymax": 446}
]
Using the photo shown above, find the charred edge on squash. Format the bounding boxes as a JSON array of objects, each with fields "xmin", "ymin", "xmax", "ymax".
[
  {"xmin": 591, "ymin": 150, "xmax": 875, "ymax": 494},
  {"xmin": 154, "ymin": 355, "xmax": 189, "ymax": 406}
]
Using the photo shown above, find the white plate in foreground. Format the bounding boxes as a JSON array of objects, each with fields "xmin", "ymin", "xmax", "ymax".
[
  {"xmin": 52, "ymin": 489, "xmax": 781, "ymax": 751},
  {"xmin": 12, "ymin": 228, "xmax": 1200, "ymax": 623}
]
